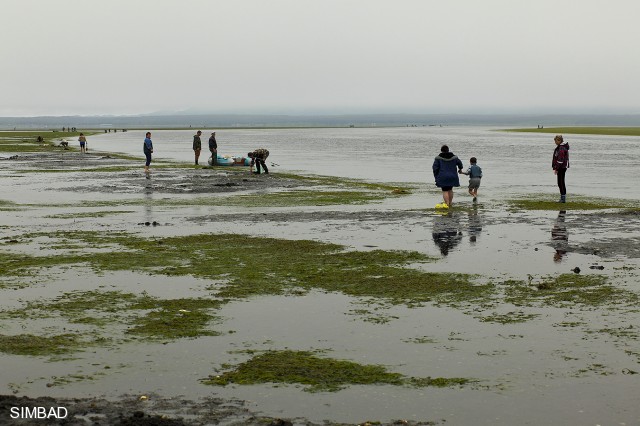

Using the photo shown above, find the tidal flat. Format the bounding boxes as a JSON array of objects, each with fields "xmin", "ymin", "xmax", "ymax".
[
  {"xmin": 0, "ymin": 133, "xmax": 639, "ymax": 425},
  {"xmin": 504, "ymin": 126, "xmax": 640, "ymax": 137}
]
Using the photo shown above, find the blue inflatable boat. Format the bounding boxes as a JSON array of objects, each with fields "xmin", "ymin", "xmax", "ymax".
[{"xmin": 208, "ymin": 155, "xmax": 251, "ymax": 166}]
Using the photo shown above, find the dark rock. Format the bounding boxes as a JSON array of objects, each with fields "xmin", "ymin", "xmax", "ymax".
[{"xmin": 269, "ymin": 420, "xmax": 293, "ymax": 426}]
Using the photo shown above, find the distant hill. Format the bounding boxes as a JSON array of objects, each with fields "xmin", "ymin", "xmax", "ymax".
[{"xmin": 2, "ymin": 113, "xmax": 640, "ymax": 130}]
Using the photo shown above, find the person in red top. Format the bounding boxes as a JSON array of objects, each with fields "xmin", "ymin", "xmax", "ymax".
[{"xmin": 552, "ymin": 134, "xmax": 570, "ymax": 203}]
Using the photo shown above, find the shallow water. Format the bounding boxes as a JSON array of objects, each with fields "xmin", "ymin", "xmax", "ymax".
[
  {"xmin": 1, "ymin": 129, "xmax": 640, "ymax": 425},
  {"xmin": 2, "ymin": 267, "xmax": 638, "ymax": 425},
  {"xmin": 88, "ymin": 126, "xmax": 640, "ymax": 200}
]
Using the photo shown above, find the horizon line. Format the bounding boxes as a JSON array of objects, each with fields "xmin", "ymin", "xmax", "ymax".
[{"xmin": 4, "ymin": 112, "xmax": 640, "ymax": 119}]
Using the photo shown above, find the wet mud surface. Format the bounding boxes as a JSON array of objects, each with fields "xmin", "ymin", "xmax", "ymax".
[
  {"xmin": 1, "ymin": 152, "xmax": 313, "ymax": 195},
  {"xmin": 1, "ymin": 150, "xmax": 640, "ymax": 425},
  {"xmin": 1, "ymin": 393, "xmax": 390, "ymax": 426}
]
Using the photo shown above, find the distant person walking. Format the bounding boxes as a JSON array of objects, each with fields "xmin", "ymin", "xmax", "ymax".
[
  {"xmin": 143, "ymin": 131, "xmax": 153, "ymax": 173},
  {"xmin": 459, "ymin": 156, "xmax": 483, "ymax": 202},
  {"xmin": 552, "ymin": 135, "xmax": 570, "ymax": 203},
  {"xmin": 432, "ymin": 145, "xmax": 463, "ymax": 208},
  {"xmin": 78, "ymin": 133, "xmax": 87, "ymax": 154},
  {"xmin": 193, "ymin": 130, "xmax": 202, "ymax": 165},
  {"xmin": 248, "ymin": 148, "xmax": 270, "ymax": 174},
  {"xmin": 208, "ymin": 132, "xmax": 217, "ymax": 166}
]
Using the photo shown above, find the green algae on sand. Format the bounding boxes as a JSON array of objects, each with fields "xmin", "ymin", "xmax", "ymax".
[
  {"xmin": 202, "ymin": 350, "xmax": 473, "ymax": 392},
  {"xmin": 126, "ymin": 297, "xmax": 223, "ymax": 339},
  {"xmin": 0, "ymin": 131, "xmax": 100, "ymax": 153},
  {"xmin": 507, "ymin": 194, "xmax": 640, "ymax": 211},
  {"xmin": 502, "ymin": 127, "xmax": 640, "ymax": 137},
  {"xmin": 6, "ymin": 188, "xmax": 406, "ymax": 209},
  {"xmin": 44, "ymin": 210, "xmax": 135, "ymax": 219},
  {"xmin": 0, "ymin": 290, "xmax": 223, "ymax": 353},
  {"xmin": 504, "ymin": 274, "xmax": 639, "ymax": 308},
  {"xmin": 6, "ymin": 231, "xmax": 482, "ymax": 307},
  {"xmin": 0, "ymin": 333, "xmax": 81, "ymax": 356}
]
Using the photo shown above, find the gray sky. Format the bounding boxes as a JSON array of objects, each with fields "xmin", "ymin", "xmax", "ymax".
[{"xmin": 3, "ymin": 0, "xmax": 640, "ymax": 116}]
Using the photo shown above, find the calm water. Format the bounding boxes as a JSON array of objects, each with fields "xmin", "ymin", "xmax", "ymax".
[
  {"xmin": 88, "ymin": 126, "xmax": 640, "ymax": 200},
  {"xmin": 3, "ymin": 127, "xmax": 640, "ymax": 425}
]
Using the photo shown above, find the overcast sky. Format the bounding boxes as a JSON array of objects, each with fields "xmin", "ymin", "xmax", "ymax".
[{"xmin": 2, "ymin": 0, "xmax": 640, "ymax": 117}]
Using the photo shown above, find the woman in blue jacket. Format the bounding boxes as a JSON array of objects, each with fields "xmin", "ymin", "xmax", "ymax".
[{"xmin": 433, "ymin": 145, "xmax": 463, "ymax": 208}]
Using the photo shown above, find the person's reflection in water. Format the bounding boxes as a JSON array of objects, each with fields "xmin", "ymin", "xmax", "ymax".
[
  {"xmin": 144, "ymin": 190, "xmax": 154, "ymax": 226},
  {"xmin": 467, "ymin": 203, "xmax": 483, "ymax": 244},
  {"xmin": 432, "ymin": 211, "xmax": 463, "ymax": 256},
  {"xmin": 551, "ymin": 210, "xmax": 568, "ymax": 262}
]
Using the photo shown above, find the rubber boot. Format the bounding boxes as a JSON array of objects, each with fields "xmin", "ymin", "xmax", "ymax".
[{"xmin": 559, "ymin": 195, "xmax": 566, "ymax": 203}]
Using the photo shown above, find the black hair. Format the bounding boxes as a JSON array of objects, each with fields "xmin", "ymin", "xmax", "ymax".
[
  {"xmin": 441, "ymin": 145, "xmax": 449, "ymax": 153},
  {"xmin": 470, "ymin": 157, "xmax": 477, "ymax": 163}
]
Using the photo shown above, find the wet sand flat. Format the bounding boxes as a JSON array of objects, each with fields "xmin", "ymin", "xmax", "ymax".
[{"xmin": 1, "ymin": 147, "xmax": 640, "ymax": 425}]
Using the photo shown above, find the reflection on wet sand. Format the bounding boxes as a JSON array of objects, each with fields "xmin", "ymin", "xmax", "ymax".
[
  {"xmin": 431, "ymin": 208, "xmax": 485, "ymax": 256},
  {"xmin": 551, "ymin": 210, "xmax": 568, "ymax": 262},
  {"xmin": 144, "ymin": 191, "xmax": 154, "ymax": 225},
  {"xmin": 432, "ymin": 211, "xmax": 463, "ymax": 256},
  {"xmin": 467, "ymin": 204, "xmax": 483, "ymax": 243}
]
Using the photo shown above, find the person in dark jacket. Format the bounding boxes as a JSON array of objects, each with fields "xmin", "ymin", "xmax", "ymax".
[
  {"xmin": 143, "ymin": 132, "xmax": 153, "ymax": 174},
  {"xmin": 248, "ymin": 148, "xmax": 269, "ymax": 174},
  {"xmin": 208, "ymin": 132, "xmax": 217, "ymax": 166},
  {"xmin": 552, "ymin": 135, "xmax": 570, "ymax": 203},
  {"xmin": 433, "ymin": 145, "xmax": 463, "ymax": 208},
  {"xmin": 192, "ymin": 130, "xmax": 202, "ymax": 165}
]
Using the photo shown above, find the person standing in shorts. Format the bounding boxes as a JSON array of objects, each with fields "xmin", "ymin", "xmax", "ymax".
[
  {"xmin": 78, "ymin": 133, "xmax": 87, "ymax": 154},
  {"xmin": 433, "ymin": 145, "xmax": 463, "ymax": 208},
  {"xmin": 460, "ymin": 157, "xmax": 483, "ymax": 202}
]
